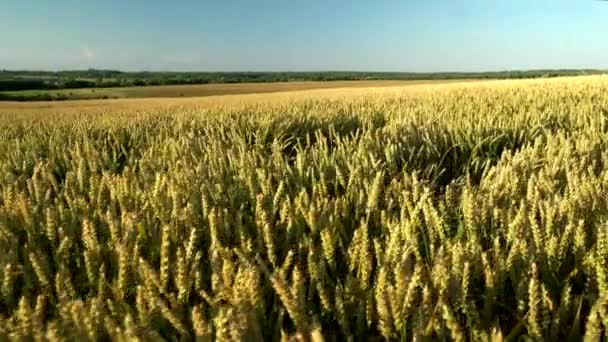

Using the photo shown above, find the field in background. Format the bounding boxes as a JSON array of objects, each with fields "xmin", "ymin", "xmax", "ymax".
[
  {"xmin": 0, "ymin": 79, "xmax": 484, "ymax": 102},
  {"xmin": 1, "ymin": 76, "xmax": 608, "ymax": 340},
  {"xmin": 2, "ymin": 69, "xmax": 598, "ymax": 94}
]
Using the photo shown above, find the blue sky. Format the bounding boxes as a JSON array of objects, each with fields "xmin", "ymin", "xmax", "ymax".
[{"xmin": 1, "ymin": 0, "xmax": 607, "ymax": 72}]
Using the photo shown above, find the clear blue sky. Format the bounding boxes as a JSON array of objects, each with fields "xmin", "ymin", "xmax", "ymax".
[{"xmin": 1, "ymin": 0, "xmax": 607, "ymax": 72}]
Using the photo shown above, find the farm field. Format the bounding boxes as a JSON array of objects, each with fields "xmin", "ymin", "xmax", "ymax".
[
  {"xmin": 0, "ymin": 79, "xmax": 478, "ymax": 102},
  {"xmin": 2, "ymin": 76, "xmax": 608, "ymax": 340}
]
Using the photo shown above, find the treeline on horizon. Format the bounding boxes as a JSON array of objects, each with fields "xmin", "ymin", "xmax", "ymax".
[{"xmin": 0, "ymin": 69, "xmax": 605, "ymax": 92}]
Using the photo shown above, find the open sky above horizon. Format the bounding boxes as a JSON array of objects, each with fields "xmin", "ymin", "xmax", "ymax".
[{"xmin": 1, "ymin": 0, "xmax": 608, "ymax": 72}]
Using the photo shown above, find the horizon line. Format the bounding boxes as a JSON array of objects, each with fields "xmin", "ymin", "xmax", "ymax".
[{"xmin": 2, "ymin": 68, "xmax": 606, "ymax": 74}]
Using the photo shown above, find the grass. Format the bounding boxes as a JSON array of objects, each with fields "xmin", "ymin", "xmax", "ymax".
[{"xmin": 1, "ymin": 76, "xmax": 608, "ymax": 340}]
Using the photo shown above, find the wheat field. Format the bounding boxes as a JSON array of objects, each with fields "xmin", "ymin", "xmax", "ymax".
[{"xmin": 1, "ymin": 76, "xmax": 608, "ymax": 340}]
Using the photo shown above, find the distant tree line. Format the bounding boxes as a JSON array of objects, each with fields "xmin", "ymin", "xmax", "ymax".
[{"xmin": 0, "ymin": 69, "xmax": 605, "ymax": 92}]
